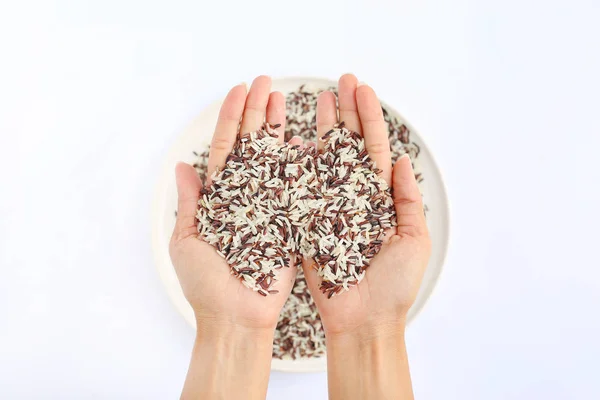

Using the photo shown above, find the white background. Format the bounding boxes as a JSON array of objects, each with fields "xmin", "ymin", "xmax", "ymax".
[{"xmin": 1, "ymin": 0, "xmax": 599, "ymax": 398}]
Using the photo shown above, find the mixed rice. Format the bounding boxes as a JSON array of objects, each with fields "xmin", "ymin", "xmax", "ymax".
[{"xmin": 188, "ymin": 84, "xmax": 424, "ymax": 359}]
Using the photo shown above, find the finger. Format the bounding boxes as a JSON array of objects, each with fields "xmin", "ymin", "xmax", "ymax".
[
  {"xmin": 266, "ymin": 91, "xmax": 286, "ymax": 144},
  {"xmin": 356, "ymin": 83, "xmax": 392, "ymax": 185},
  {"xmin": 288, "ymin": 136, "xmax": 303, "ymax": 147},
  {"xmin": 239, "ymin": 75, "xmax": 272, "ymax": 135},
  {"xmin": 316, "ymin": 91, "xmax": 338, "ymax": 150},
  {"xmin": 338, "ymin": 74, "xmax": 361, "ymax": 134},
  {"xmin": 206, "ymin": 84, "xmax": 247, "ymax": 181},
  {"xmin": 173, "ymin": 162, "xmax": 202, "ymax": 241},
  {"xmin": 392, "ymin": 155, "xmax": 428, "ymax": 237}
]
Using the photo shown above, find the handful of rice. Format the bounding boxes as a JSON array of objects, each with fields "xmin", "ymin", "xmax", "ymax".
[
  {"xmin": 307, "ymin": 122, "xmax": 396, "ymax": 298},
  {"xmin": 190, "ymin": 85, "xmax": 424, "ymax": 360},
  {"xmin": 196, "ymin": 122, "xmax": 396, "ymax": 297},
  {"xmin": 196, "ymin": 123, "xmax": 319, "ymax": 296}
]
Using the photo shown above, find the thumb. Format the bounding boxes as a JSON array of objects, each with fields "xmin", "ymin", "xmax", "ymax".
[
  {"xmin": 173, "ymin": 162, "xmax": 202, "ymax": 241},
  {"xmin": 392, "ymin": 154, "xmax": 428, "ymax": 237}
]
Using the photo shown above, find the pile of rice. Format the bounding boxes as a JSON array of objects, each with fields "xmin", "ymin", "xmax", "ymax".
[
  {"xmin": 196, "ymin": 123, "xmax": 319, "ymax": 296},
  {"xmin": 196, "ymin": 122, "xmax": 396, "ymax": 297},
  {"xmin": 188, "ymin": 85, "xmax": 424, "ymax": 359},
  {"xmin": 304, "ymin": 123, "xmax": 396, "ymax": 298}
]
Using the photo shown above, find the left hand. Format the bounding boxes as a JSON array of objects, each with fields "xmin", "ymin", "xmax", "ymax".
[{"xmin": 302, "ymin": 74, "xmax": 432, "ymax": 336}]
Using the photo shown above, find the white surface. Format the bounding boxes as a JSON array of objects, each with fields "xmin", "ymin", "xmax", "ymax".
[
  {"xmin": 152, "ymin": 76, "xmax": 450, "ymax": 372},
  {"xmin": 1, "ymin": 0, "xmax": 599, "ymax": 398}
]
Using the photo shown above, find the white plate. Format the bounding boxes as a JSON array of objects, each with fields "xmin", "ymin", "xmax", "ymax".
[{"xmin": 152, "ymin": 76, "xmax": 450, "ymax": 373}]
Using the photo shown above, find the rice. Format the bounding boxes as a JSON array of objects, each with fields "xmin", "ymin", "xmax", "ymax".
[
  {"xmin": 305, "ymin": 122, "xmax": 396, "ymax": 297},
  {"xmin": 186, "ymin": 84, "xmax": 425, "ymax": 359},
  {"xmin": 196, "ymin": 123, "xmax": 318, "ymax": 295},
  {"xmin": 273, "ymin": 264, "xmax": 325, "ymax": 359},
  {"xmin": 196, "ymin": 120, "xmax": 396, "ymax": 298},
  {"xmin": 285, "ymin": 85, "xmax": 423, "ymax": 176}
]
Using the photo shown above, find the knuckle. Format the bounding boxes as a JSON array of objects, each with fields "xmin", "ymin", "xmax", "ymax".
[
  {"xmin": 393, "ymin": 194, "xmax": 423, "ymax": 206},
  {"xmin": 368, "ymin": 141, "xmax": 389, "ymax": 155},
  {"xmin": 218, "ymin": 105, "xmax": 242, "ymax": 121},
  {"xmin": 211, "ymin": 136, "xmax": 234, "ymax": 151},
  {"xmin": 244, "ymin": 103, "xmax": 265, "ymax": 113}
]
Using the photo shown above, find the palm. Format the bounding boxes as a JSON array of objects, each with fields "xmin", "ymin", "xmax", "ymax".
[
  {"xmin": 171, "ymin": 237, "xmax": 296, "ymax": 329},
  {"xmin": 303, "ymin": 232, "xmax": 429, "ymax": 333},
  {"xmin": 170, "ymin": 77, "xmax": 297, "ymax": 331},
  {"xmin": 302, "ymin": 74, "xmax": 431, "ymax": 335}
]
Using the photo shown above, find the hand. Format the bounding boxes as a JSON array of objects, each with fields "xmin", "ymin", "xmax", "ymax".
[
  {"xmin": 170, "ymin": 76, "xmax": 296, "ymax": 332},
  {"xmin": 169, "ymin": 76, "xmax": 296, "ymax": 399},
  {"xmin": 302, "ymin": 74, "xmax": 431, "ymax": 336},
  {"xmin": 302, "ymin": 74, "xmax": 431, "ymax": 400}
]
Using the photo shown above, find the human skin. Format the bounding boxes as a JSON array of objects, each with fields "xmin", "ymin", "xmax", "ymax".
[
  {"xmin": 170, "ymin": 76, "xmax": 300, "ymax": 400},
  {"xmin": 301, "ymin": 74, "xmax": 432, "ymax": 400},
  {"xmin": 170, "ymin": 74, "xmax": 431, "ymax": 400}
]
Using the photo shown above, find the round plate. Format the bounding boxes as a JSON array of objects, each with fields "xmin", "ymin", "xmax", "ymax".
[{"xmin": 152, "ymin": 76, "xmax": 450, "ymax": 373}]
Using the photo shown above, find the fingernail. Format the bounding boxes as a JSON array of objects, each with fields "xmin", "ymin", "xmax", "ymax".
[
  {"xmin": 240, "ymin": 82, "xmax": 248, "ymax": 91},
  {"xmin": 357, "ymin": 81, "xmax": 367, "ymax": 87},
  {"xmin": 398, "ymin": 153, "xmax": 413, "ymax": 169}
]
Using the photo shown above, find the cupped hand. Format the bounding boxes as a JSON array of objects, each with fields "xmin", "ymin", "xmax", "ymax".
[
  {"xmin": 169, "ymin": 76, "xmax": 297, "ymax": 331},
  {"xmin": 302, "ymin": 74, "xmax": 432, "ymax": 336}
]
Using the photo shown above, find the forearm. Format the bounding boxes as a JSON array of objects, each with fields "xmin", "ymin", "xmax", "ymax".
[
  {"xmin": 182, "ymin": 321, "xmax": 274, "ymax": 400},
  {"xmin": 326, "ymin": 322, "xmax": 413, "ymax": 400}
]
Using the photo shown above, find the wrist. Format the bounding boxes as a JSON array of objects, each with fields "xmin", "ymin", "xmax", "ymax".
[
  {"xmin": 324, "ymin": 317, "xmax": 406, "ymax": 343},
  {"xmin": 185, "ymin": 317, "xmax": 274, "ymax": 399},
  {"xmin": 195, "ymin": 310, "xmax": 277, "ymax": 335},
  {"xmin": 195, "ymin": 316, "xmax": 274, "ymax": 347},
  {"xmin": 325, "ymin": 320, "xmax": 412, "ymax": 400}
]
